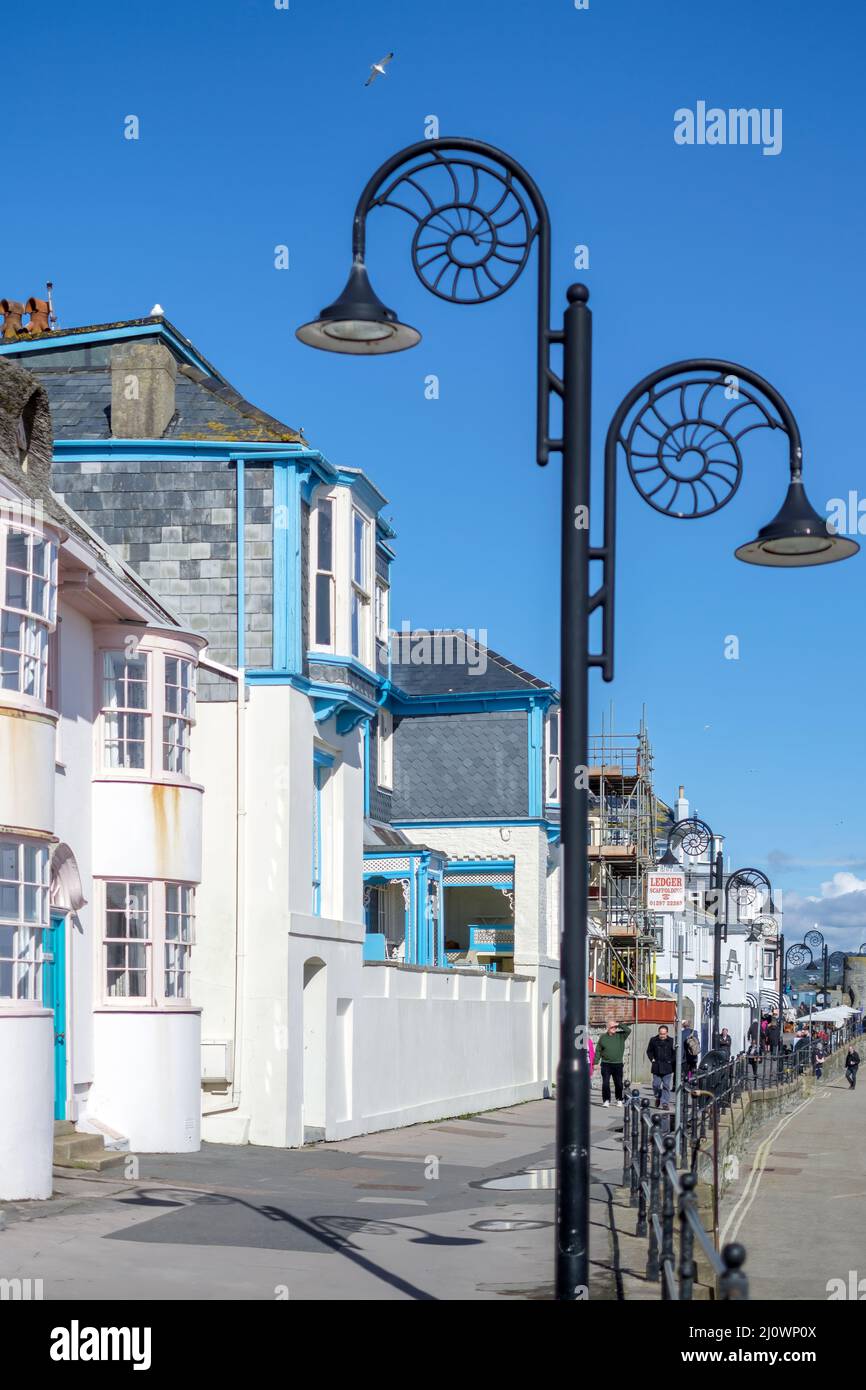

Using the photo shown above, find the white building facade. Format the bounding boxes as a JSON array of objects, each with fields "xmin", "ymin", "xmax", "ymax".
[
  {"xmin": 0, "ymin": 313, "xmax": 561, "ymax": 1162},
  {"xmin": 0, "ymin": 357, "xmax": 205, "ymax": 1198}
]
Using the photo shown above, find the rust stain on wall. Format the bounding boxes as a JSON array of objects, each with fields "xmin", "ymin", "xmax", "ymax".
[{"xmin": 151, "ymin": 782, "xmax": 180, "ymax": 879}]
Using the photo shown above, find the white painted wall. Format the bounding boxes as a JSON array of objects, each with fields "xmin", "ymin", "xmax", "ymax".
[
  {"xmin": 87, "ymin": 1009, "xmax": 202, "ymax": 1151},
  {"xmin": 0, "ymin": 708, "xmax": 55, "ymax": 833},
  {"xmin": 0, "ymin": 1010, "xmax": 53, "ymax": 1198},
  {"xmin": 346, "ymin": 964, "xmax": 539, "ymax": 1137},
  {"xmin": 92, "ymin": 779, "xmax": 203, "ymax": 883}
]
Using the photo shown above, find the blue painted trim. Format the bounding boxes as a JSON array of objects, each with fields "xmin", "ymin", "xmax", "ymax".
[
  {"xmin": 272, "ymin": 464, "xmax": 307, "ymax": 675},
  {"xmin": 334, "ymin": 468, "xmax": 389, "ymax": 516},
  {"xmin": 313, "ymin": 747, "xmax": 335, "ymax": 768},
  {"xmin": 469, "ymin": 926, "xmax": 515, "ymax": 955},
  {"xmin": 528, "ymin": 701, "xmax": 544, "ymax": 818},
  {"xmin": 235, "ymin": 457, "xmax": 245, "ymax": 670},
  {"xmin": 0, "ymin": 321, "xmax": 229, "ymax": 380},
  {"xmin": 388, "ymin": 688, "xmax": 557, "ymax": 717},
  {"xmin": 53, "ymin": 438, "xmax": 325, "ymax": 464}
]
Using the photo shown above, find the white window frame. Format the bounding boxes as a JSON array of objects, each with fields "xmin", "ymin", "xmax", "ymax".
[
  {"xmin": 351, "ymin": 508, "xmax": 372, "ymax": 665},
  {"xmin": 0, "ymin": 523, "xmax": 57, "ymax": 705},
  {"xmin": 164, "ymin": 882, "xmax": 195, "ymax": 999},
  {"xmin": 163, "ymin": 656, "xmax": 195, "ymax": 776},
  {"xmin": 377, "ymin": 707, "xmax": 394, "ymax": 790},
  {"xmin": 375, "ymin": 577, "xmax": 389, "ymax": 647},
  {"xmin": 0, "ymin": 837, "xmax": 50, "ymax": 1002},
  {"xmin": 101, "ymin": 879, "xmax": 195, "ymax": 1006},
  {"xmin": 312, "ymin": 495, "xmax": 336, "ymax": 652},
  {"xmin": 545, "ymin": 707, "xmax": 561, "ymax": 806},
  {"xmin": 101, "ymin": 649, "xmax": 150, "ymax": 771},
  {"xmin": 97, "ymin": 642, "xmax": 197, "ymax": 782}
]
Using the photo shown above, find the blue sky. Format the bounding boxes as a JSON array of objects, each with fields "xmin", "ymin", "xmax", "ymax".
[{"xmin": 4, "ymin": 0, "xmax": 866, "ymax": 947}]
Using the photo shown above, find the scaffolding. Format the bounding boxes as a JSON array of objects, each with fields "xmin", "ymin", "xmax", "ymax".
[{"xmin": 587, "ymin": 713, "xmax": 661, "ymax": 998}]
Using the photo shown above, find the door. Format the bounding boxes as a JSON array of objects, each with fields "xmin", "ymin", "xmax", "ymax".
[{"xmin": 43, "ymin": 911, "xmax": 67, "ymax": 1121}]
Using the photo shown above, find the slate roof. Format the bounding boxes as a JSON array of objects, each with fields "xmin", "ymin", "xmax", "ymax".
[
  {"xmin": 2, "ymin": 318, "xmax": 304, "ymax": 444},
  {"xmin": 384, "ymin": 630, "xmax": 557, "ymax": 698}
]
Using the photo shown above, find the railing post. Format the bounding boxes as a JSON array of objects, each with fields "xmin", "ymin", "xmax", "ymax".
[
  {"xmin": 679, "ymin": 1085, "xmax": 689, "ymax": 1165},
  {"xmin": 636, "ymin": 1097, "xmax": 651, "ymax": 1237},
  {"xmin": 622, "ymin": 1087, "xmax": 632, "ymax": 1187},
  {"xmin": 678, "ymin": 1171, "xmax": 698, "ymax": 1300},
  {"xmin": 646, "ymin": 1113, "xmax": 662, "ymax": 1280},
  {"xmin": 661, "ymin": 1134, "xmax": 677, "ymax": 1300},
  {"xmin": 629, "ymin": 1087, "xmax": 641, "ymax": 1207},
  {"xmin": 719, "ymin": 1242, "xmax": 749, "ymax": 1300}
]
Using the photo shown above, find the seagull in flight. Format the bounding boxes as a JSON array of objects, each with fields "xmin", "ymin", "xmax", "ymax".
[{"xmin": 365, "ymin": 52, "xmax": 394, "ymax": 86}]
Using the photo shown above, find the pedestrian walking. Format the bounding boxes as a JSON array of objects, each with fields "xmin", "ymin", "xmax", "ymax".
[
  {"xmin": 813, "ymin": 1038, "xmax": 827, "ymax": 1080},
  {"xmin": 646, "ymin": 1025, "xmax": 676, "ymax": 1111},
  {"xmin": 845, "ymin": 1044, "xmax": 860, "ymax": 1090},
  {"xmin": 596, "ymin": 1018, "xmax": 630, "ymax": 1107},
  {"xmin": 683, "ymin": 1026, "xmax": 700, "ymax": 1080},
  {"xmin": 718, "ymin": 1027, "xmax": 733, "ymax": 1060}
]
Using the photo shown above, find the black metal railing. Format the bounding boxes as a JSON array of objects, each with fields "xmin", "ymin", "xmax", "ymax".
[
  {"xmin": 622, "ymin": 1094, "xmax": 748, "ymax": 1299},
  {"xmin": 621, "ymin": 1018, "xmax": 861, "ymax": 1298}
]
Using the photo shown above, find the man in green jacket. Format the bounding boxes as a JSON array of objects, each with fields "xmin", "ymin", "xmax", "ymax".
[{"xmin": 596, "ymin": 1018, "xmax": 631, "ymax": 1106}]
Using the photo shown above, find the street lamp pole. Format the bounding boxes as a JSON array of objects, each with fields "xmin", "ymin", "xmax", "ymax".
[{"xmin": 295, "ymin": 135, "xmax": 857, "ymax": 1302}]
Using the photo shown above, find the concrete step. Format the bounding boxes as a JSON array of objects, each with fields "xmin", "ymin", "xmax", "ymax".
[
  {"xmin": 53, "ymin": 1125, "xmax": 125, "ymax": 1172},
  {"xmin": 56, "ymin": 1150, "xmax": 126, "ymax": 1173}
]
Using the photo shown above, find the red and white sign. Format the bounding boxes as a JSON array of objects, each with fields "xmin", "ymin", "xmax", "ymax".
[{"xmin": 647, "ymin": 871, "xmax": 686, "ymax": 912}]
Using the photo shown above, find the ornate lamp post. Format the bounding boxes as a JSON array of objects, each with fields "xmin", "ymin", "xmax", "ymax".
[
  {"xmin": 724, "ymin": 867, "xmax": 776, "ymax": 1046},
  {"xmin": 296, "ymin": 135, "xmax": 858, "ymax": 1302}
]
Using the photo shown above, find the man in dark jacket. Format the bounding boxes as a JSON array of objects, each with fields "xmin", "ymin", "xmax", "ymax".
[
  {"xmin": 845, "ymin": 1045, "xmax": 861, "ymax": 1090},
  {"xmin": 646, "ymin": 1026, "xmax": 676, "ymax": 1110}
]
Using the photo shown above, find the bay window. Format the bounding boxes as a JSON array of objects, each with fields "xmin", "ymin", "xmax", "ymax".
[
  {"xmin": 0, "ymin": 527, "xmax": 57, "ymax": 702},
  {"xmin": 314, "ymin": 497, "xmax": 335, "ymax": 648},
  {"xmin": 99, "ymin": 644, "xmax": 197, "ymax": 778},
  {"xmin": 0, "ymin": 839, "xmax": 50, "ymax": 1001},
  {"xmin": 375, "ymin": 579, "xmax": 389, "ymax": 647},
  {"xmin": 164, "ymin": 884, "xmax": 194, "ymax": 998},
  {"xmin": 102, "ymin": 651, "xmax": 149, "ymax": 769},
  {"xmin": 164, "ymin": 657, "xmax": 195, "ymax": 775},
  {"xmin": 377, "ymin": 707, "xmax": 393, "ymax": 790},
  {"xmin": 104, "ymin": 881, "xmax": 149, "ymax": 998},
  {"xmin": 546, "ymin": 708, "xmax": 561, "ymax": 805},
  {"xmin": 102, "ymin": 879, "xmax": 195, "ymax": 1004},
  {"xmin": 351, "ymin": 509, "xmax": 371, "ymax": 663}
]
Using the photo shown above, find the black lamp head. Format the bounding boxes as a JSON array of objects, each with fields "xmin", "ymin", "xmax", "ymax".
[
  {"xmin": 657, "ymin": 844, "xmax": 680, "ymax": 868},
  {"xmin": 735, "ymin": 478, "xmax": 859, "ymax": 567},
  {"xmin": 296, "ymin": 260, "xmax": 421, "ymax": 355}
]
